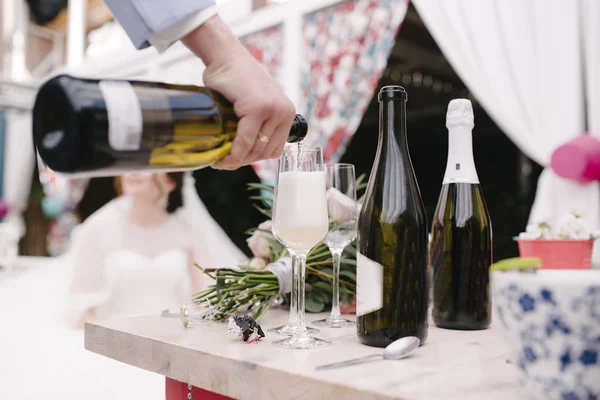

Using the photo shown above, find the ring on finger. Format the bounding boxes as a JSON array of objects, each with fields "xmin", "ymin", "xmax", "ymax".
[{"xmin": 258, "ymin": 133, "xmax": 270, "ymax": 143}]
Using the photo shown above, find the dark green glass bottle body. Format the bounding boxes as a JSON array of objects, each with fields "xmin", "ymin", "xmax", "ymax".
[
  {"xmin": 356, "ymin": 86, "xmax": 429, "ymax": 348},
  {"xmin": 430, "ymin": 182, "xmax": 492, "ymax": 330}
]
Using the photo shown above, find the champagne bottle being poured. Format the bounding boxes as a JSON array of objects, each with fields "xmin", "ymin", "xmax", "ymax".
[{"xmin": 32, "ymin": 74, "xmax": 307, "ymax": 177}]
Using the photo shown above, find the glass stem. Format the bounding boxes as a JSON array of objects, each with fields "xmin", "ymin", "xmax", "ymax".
[
  {"xmin": 295, "ymin": 252, "xmax": 308, "ymax": 338},
  {"xmin": 330, "ymin": 248, "xmax": 343, "ymax": 320},
  {"xmin": 288, "ymin": 251, "xmax": 299, "ymax": 325}
]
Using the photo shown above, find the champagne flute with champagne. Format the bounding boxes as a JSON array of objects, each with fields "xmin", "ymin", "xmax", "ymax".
[{"xmin": 271, "ymin": 145, "xmax": 331, "ymax": 349}]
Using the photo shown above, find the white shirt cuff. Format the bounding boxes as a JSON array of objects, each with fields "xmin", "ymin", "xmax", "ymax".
[{"xmin": 148, "ymin": 6, "xmax": 219, "ymax": 54}]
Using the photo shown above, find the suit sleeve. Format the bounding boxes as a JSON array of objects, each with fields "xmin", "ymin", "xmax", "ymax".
[{"xmin": 103, "ymin": 0, "xmax": 217, "ymax": 50}]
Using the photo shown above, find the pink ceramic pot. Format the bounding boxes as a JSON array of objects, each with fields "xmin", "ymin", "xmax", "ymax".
[{"xmin": 516, "ymin": 239, "xmax": 594, "ymax": 269}]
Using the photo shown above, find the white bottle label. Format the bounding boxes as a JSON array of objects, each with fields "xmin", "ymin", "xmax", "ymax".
[
  {"xmin": 356, "ymin": 252, "xmax": 384, "ymax": 316},
  {"xmin": 99, "ymin": 81, "xmax": 143, "ymax": 151},
  {"xmin": 442, "ymin": 125, "xmax": 479, "ymax": 184}
]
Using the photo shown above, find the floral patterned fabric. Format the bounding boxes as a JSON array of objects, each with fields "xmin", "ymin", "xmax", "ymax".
[
  {"xmin": 300, "ymin": 0, "xmax": 408, "ymax": 164},
  {"xmin": 240, "ymin": 24, "xmax": 285, "ymax": 82}
]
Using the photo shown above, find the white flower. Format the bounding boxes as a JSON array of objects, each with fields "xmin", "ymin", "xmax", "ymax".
[
  {"xmin": 248, "ymin": 257, "xmax": 267, "ymax": 269},
  {"xmin": 327, "ymin": 188, "xmax": 359, "ymax": 224},
  {"xmin": 246, "ymin": 220, "xmax": 272, "ymax": 259},
  {"xmin": 557, "ymin": 212, "xmax": 590, "ymax": 239}
]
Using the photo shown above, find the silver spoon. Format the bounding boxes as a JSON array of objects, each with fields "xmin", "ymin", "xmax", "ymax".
[{"xmin": 315, "ymin": 336, "xmax": 420, "ymax": 371}]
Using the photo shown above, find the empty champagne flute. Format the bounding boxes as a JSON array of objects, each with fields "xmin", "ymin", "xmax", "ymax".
[
  {"xmin": 271, "ymin": 145, "xmax": 331, "ymax": 349},
  {"xmin": 313, "ymin": 163, "xmax": 358, "ymax": 328}
]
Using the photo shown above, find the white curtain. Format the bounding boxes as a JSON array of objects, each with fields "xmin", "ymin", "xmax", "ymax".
[
  {"xmin": 3, "ymin": 110, "xmax": 35, "ymax": 240},
  {"xmin": 582, "ymin": 0, "xmax": 600, "ymax": 265},
  {"xmin": 412, "ymin": 0, "xmax": 600, "ymax": 265}
]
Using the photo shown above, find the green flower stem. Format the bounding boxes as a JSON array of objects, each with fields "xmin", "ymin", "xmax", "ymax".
[
  {"xmin": 307, "ymin": 260, "xmax": 336, "ymax": 267},
  {"xmin": 306, "ymin": 265, "xmax": 356, "ymax": 288}
]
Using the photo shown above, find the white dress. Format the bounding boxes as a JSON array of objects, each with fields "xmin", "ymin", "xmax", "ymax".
[{"xmin": 0, "ymin": 198, "xmax": 197, "ymax": 400}]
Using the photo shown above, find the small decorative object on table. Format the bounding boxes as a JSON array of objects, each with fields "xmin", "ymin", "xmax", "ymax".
[
  {"xmin": 489, "ymin": 257, "xmax": 541, "ymax": 273},
  {"xmin": 517, "ymin": 212, "xmax": 599, "ymax": 269},
  {"xmin": 180, "ymin": 299, "xmax": 214, "ymax": 328},
  {"xmin": 228, "ymin": 315, "xmax": 265, "ymax": 343}
]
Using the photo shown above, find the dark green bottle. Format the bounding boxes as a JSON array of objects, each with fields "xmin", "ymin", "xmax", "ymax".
[
  {"xmin": 356, "ymin": 86, "xmax": 429, "ymax": 348},
  {"xmin": 430, "ymin": 99, "xmax": 492, "ymax": 330}
]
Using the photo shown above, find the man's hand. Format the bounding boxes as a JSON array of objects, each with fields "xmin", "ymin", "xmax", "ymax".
[{"xmin": 182, "ymin": 16, "xmax": 296, "ymax": 170}]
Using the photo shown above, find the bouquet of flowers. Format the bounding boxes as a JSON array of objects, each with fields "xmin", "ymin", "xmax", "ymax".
[{"xmin": 192, "ymin": 175, "xmax": 367, "ymax": 321}]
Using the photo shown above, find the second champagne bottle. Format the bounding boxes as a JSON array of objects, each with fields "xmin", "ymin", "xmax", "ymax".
[
  {"xmin": 429, "ymin": 99, "xmax": 492, "ymax": 330},
  {"xmin": 356, "ymin": 86, "xmax": 429, "ymax": 348}
]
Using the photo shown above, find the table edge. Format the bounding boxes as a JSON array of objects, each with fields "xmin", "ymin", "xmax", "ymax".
[{"xmin": 84, "ymin": 321, "xmax": 406, "ymax": 400}]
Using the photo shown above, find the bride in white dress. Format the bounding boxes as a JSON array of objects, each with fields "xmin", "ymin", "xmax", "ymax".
[{"xmin": 0, "ymin": 172, "xmax": 245, "ymax": 400}]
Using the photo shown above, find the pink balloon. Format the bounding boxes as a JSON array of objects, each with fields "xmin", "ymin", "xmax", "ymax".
[
  {"xmin": 551, "ymin": 135, "xmax": 600, "ymax": 183},
  {"xmin": 0, "ymin": 199, "xmax": 8, "ymax": 220}
]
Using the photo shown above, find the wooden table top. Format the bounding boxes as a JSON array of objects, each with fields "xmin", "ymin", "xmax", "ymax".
[{"xmin": 84, "ymin": 309, "xmax": 524, "ymax": 400}]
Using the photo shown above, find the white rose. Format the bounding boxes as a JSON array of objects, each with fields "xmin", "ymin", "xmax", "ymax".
[
  {"xmin": 248, "ymin": 257, "xmax": 267, "ymax": 269},
  {"xmin": 246, "ymin": 220, "xmax": 273, "ymax": 259},
  {"xmin": 327, "ymin": 188, "xmax": 359, "ymax": 224},
  {"xmin": 558, "ymin": 213, "xmax": 590, "ymax": 239}
]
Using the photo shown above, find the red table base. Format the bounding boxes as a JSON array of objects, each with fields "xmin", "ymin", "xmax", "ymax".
[{"xmin": 166, "ymin": 378, "xmax": 235, "ymax": 400}]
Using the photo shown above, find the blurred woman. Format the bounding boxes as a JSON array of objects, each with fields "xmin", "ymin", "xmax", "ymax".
[
  {"xmin": 68, "ymin": 172, "xmax": 201, "ymax": 326},
  {"xmin": 0, "ymin": 172, "xmax": 245, "ymax": 400}
]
